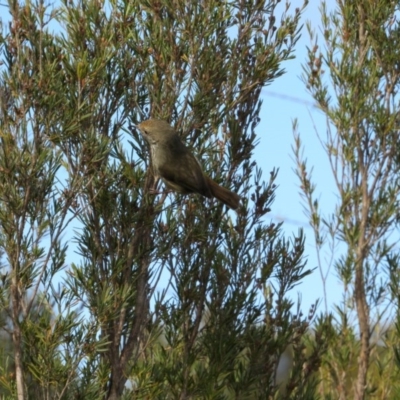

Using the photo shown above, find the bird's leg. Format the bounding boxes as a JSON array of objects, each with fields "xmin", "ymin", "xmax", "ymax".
[{"xmin": 148, "ymin": 177, "xmax": 172, "ymax": 196}]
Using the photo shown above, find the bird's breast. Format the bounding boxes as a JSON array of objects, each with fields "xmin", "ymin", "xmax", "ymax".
[{"xmin": 150, "ymin": 143, "xmax": 171, "ymax": 173}]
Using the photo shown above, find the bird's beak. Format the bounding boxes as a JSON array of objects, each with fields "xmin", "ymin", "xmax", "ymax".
[{"xmin": 129, "ymin": 123, "xmax": 139, "ymax": 132}]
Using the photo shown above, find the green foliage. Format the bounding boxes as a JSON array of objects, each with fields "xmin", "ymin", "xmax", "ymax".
[
  {"xmin": 295, "ymin": 0, "xmax": 400, "ymax": 398},
  {"xmin": 0, "ymin": 0, "xmax": 326, "ymax": 399}
]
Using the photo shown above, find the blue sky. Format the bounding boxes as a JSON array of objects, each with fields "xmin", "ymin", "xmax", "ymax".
[{"xmin": 255, "ymin": 0, "xmax": 343, "ymax": 313}]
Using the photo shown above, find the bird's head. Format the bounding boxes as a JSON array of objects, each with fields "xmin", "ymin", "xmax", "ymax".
[{"xmin": 137, "ymin": 119, "xmax": 176, "ymax": 145}]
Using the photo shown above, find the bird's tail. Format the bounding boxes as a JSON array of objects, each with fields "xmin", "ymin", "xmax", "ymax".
[{"xmin": 206, "ymin": 177, "xmax": 241, "ymax": 210}]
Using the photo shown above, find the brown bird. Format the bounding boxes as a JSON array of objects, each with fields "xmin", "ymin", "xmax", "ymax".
[{"xmin": 137, "ymin": 119, "xmax": 240, "ymax": 210}]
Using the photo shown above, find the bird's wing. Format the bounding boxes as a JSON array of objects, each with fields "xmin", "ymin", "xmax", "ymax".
[{"xmin": 158, "ymin": 156, "xmax": 212, "ymax": 198}]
